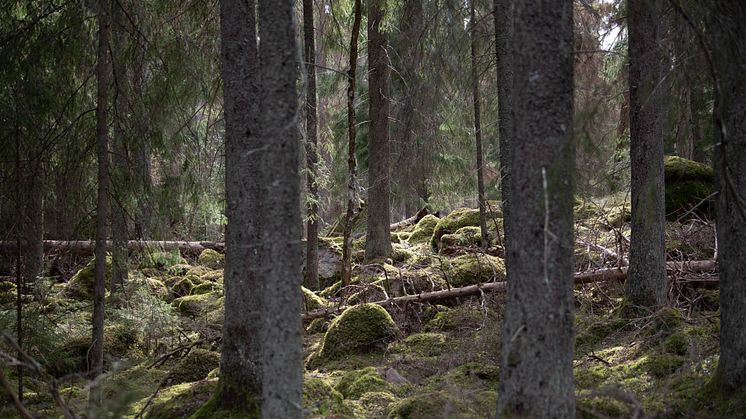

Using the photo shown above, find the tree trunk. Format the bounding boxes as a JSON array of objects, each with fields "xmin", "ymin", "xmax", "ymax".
[
  {"xmin": 303, "ymin": 0, "xmax": 320, "ymax": 290},
  {"xmin": 90, "ymin": 0, "xmax": 111, "ymax": 406},
  {"xmin": 365, "ymin": 0, "xmax": 392, "ymax": 261},
  {"xmin": 497, "ymin": 0, "xmax": 576, "ymax": 417},
  {"xmin": 708, "ymin": 1, "xmax": 746, "ymax": 397},
  {"xmin": 626, "ymin": 0, "xmax": 667, "ymax": 309},
  {"xmin": 341, "ymin": 0, "xmax": 362, "ymax": 286},
  {"xmin": 111, "ymin": 0, "xmax": 129, "ymax": 295},
  {"xmin": 217, "ymin": 0, "xmax": 262, "ymax": 413},
  {"xmin": 257, "ymin": 0, "xmax": 302, "ymax": 415},
  {"xmin": 470, "ymin": 1, "xmax": 489, "ymax": 250},
  {"xmin": 494, "ymin": 0, "xmax": 513, "ymax": 252}
]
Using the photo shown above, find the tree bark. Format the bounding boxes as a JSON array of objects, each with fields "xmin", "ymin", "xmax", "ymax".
[
  {"xmin": 707, "ymin": 0, "xmax": 746, "ymax": 397},
  {"xmin": 470, "ymin": 1, "xmax": 489, "ymax": 250},
  {"xmin": 626, "ymin": 0, "xmax": 667, "ymax": 309},
  {"xmin": 218, "ymin": 0, "xmax": 262, "ymax": 412},
  {"xmin": 365, "ymin": 0, "xmax": 393, "ymax": 261},
  {"xmin": 494, "ymin": 0, "xmax": 513, "ymax": 251},
  {"xmin": 90, "ymin": 0, "xmax": 111, "ymax": 406},
  {"xmin": 341, "ymin": 0, "xmax": 363, "ymax": 286},
  {"xmin": 111, "ymin": 0, "xmax": 129, "ymax": 295},
  {"xmin": 497, "ymin": 0, "xmax": 576, "ymax": 416},
  {"xmin": 303, "ymin": 0, "xmax": 320, "ymax": 290},
  {"xmin": 257, "ymin": 0, "xmax": 303, "ymax": 415}
]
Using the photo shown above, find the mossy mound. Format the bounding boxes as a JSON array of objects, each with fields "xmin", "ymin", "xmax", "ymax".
[
  {"xmin": 168, "ymin": 349, "xmax": 221, "ymax": 384},
  {"xmin": 140, "ymin": 379, "xmax": 217, "ymax": 419},
  {"xmin": 140, "ymin": 250, "xmax": 187, "ymax": 270},
  {"xmin": 408, "ymin": 214, "xmax": 440, "ymax": 244},
  {"xmin": 191, "ymin": 281, "xmax": 221, "ymax": 295},
  {"xmin": 302, "ymin": 286, "xmax": 329, "ymax": 311},
  {"xmin": 360, "ymin": 391, "xmax": 398, "ymax": 416},
  {"xmin": 197, "ymin": 249, "xmax": 224, "ymax": 269},
  {"xmin": 664, "ymin": 155, "xmax": 715, "ymax": 220},
  {"xmin": 390, "ymin": 332, "xmax": 448, "ymax": 358},
  {"xmin": 199, "ymin": 269, "xmax": 223, "ymax": 283},
  {"xmin": 425, "ymin": 305, "xmax": 484, "ymax": 332},
  {"xmin": 169, "ymin": 277, "xmax": 197, "ymax": 299},
  {"xmin": 306, "ymin": 318, "xmax": 330, "ymax": 335},
  {"xmin": 336, "ymin": 367, "xmax": 389, "ymax": 399},
  {"xmin": 431, "ymin": 207, "xmax": 500, "ymax": 248},
  {"xmin": 316, "ymin": 304, "xmax": 398, "ymax": 362},
  {"xmin": 439, "ymin": 226, "xmax": 482, "ymax": 251},
  {"xmin": 128, "ymin": 277, "xmax": 169, "ymax": 299},
  {"xmin": 63, "ymin": 256, "xmax": 112, "ymax": 300},
  {"xmin": 51, "ymin": 323, "xmax": 141, "ymax": 376},
  {"xmin": 0, "ymin": 280, "xmax": 17, "ymax": 307},
  {"xmin": 387, "ymin": 391, "xmax": 470, "ymax": 419},
  {"xmin": 167, "ymin": 264, "xmax": 193, "ymax": 276},
  {"xmin": 303, "ymin": 375, "xmax": 352, "ymax": 417},
  {"xmin": 172, "ymin": 292, "xmax": 222, "ymax": 317},
  {"xmin": 391, "ymin": 243, "xmax": 417, "ymax": 263},
  {"xmin": 448, "ymin": 254, "xmax": 506, "ymax": 287}
]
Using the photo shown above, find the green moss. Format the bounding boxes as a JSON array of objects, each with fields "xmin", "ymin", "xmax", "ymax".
[
  {"xmin": 303, "ymin": 375, "xmax": 352, "ymax": 417},
  {"xmin": 604, "ymin": 204, "xmax": 631, "ymax": 226},
  {"xmin": 438, "ymin": 226, "xmax": 482, "ymax": 250},
  {"xmin": 575, "ymin": 316, "xmax": 629, "ymax": 351},
  {"xmin": 443, "ymin": 362, "xmax": 500, "ymax": 390},
  {"xmin": 425, "ymin": 305, "xmax": 483, "ymax": 332},
  {"xmin": 191, "ymin": 281, "xmax": 221, "ymax": 295},
  {"xmin": 336, "ymin": 367, "xmax": 389, "ymax": 399},
  {"xmin": 431, "ymin": 207, "xmax": 498, "ymax": 248},
  {"xmin": 408, "ymin": 214, "xmax": 440, "ymax": 244},
  {"xmin": 448, "ymin": 254, "xmax": 506, "ymax": 287},
  {"xmin": 140, "ymin": 250, "xmax": 187, "ymax": 270},
  {"xmin": 390, "ymin": 332, "xmax": 448, "ymax": 357},
  {"xmin": 185, "ymin": 265, "xmax": 212, "ymax": 278},
  {"xmin": 63, "ymin": 256, "xmax": 112, "ymax": 299},
  {"xmin": 128, "ymin": 277, "xmax": 169, "ymax": 299},
  {"xmin": 167, "ymin": 263, "xmax": 193, "ymax": 276},
  {"xmin": 317, "ymin": 304, "xmax": 398, "ymax": 362},
  {"xmin": 319, "ymin": 280, "xmax": 342, "ymax": 298},
  {"xmin": 197, "ymin": 249, "xmax": 224, "ymax": 269},
  {"xmin": 387, "ymin": 391, "xmax": 470, "ymax": 419},
  {"xmin": 168, "ymin": 349, "xmax": 221, "ymax": 384},
  {"xmin": 199, "ymin": 269, "xmax": 223, "ymax": 283},
  {"xmin": 664, "ymin": 155, "xmax": 715, "ymax": 219},
  {"xmin": 577, "ymin": 392, "xmax": 632, "ymax": 418},
  {"xmin": 664, "ymin": 332, "xmax": 689, "ymax": 355},
  {"xmin": 172, "ymin": 292, "xmax": 222, "ymax": 317},
  {"xmin": 139, "ymin": 379, "xmax": 217, "ymax": 419},
  {"xmin": 170, "ymin": 277, "xmax": 196, "ymax": 298},
  {"xmin": 651, "ymin": 307, "xmax": 685, "ymax": 335},
  {"xmin": 359, "ymin": 391, "xmax": 397, "ymax": 415},
  {"xmin": 391, "ymin": 243, "xmax": 416, "ymax": 263},
  {"xmin": 634, "ymin": 353, "xmax": 685, "ymax": 378},
  {"xmin": 302, "ymin": 286, "xmax": 329, "ymax": 311},
  {"xmin": 574, "ymin": 200, "xmax": 602, "ymax": 220},
  {"xmin": 0, "ymin": 280, "xmax": 17, "ymax": 306},
  {"xmin": 102, "ymin": 362, "xmax": 168, "ymax": 410}
]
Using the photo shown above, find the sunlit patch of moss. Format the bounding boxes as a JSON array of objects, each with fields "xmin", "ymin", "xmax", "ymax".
[
  {"xmin": 167, "ymin": 263, "xmax": 193, "ymax": 276},
  {"xmin": 391, "ymin": 243, "xmax": 416, "ymax": 263},
  {"xmin": 359, "ymin": 391, "xmax": 397, "ymax": 417},
  {"xmin": 63, "ymin": 256, "xmax": 112, "ymax": 300},
  {"xmin": 172, "ymin": 292, "xmax": 221, "ymax": 317},
  {"xmin": 132, "ymin": 379, "xmax": 217, "ymax": 419},
  {"xmin": 446, "ymin": 254, "xmax": 506, "ymax": 287},
  {"xmin": 303, "ymin": 374, "xmax": 352, "ymax": 417},
  {"xmin": 191, "ymin": 281, "xmax": 221, "ymax": 295},
  {"xmin": 199, "ymin": 269, "xmax": 223, "ymax": 283},
  {"xmin": 168, "ymin": 349, "xmax": 221, "ymax": 384},
  {"xmin": 575, "ymin": 315, "xmax": 629, "ymax": 352},
  {"xmin": 197, "ymin": 249, "xmax": 224, "ymax": 269},
  {"xmin": 336, "ymin": 367, "xmax": 389, "ymax": 399},
  {"xmin": 387, "ymin": 391, "xmax": 472, "ymax": 419},
  {"xmin": 576, "ymin": 390, "xmax": 633, "ymax": 418},
  {"xmin": 389, "ymin": 333, "xmax": 448, "ymax": 358},
  {"xmin": 306, "ymin": 318, "xmax": 330, "ymax": 335},
  {"xmin": 316, "ymin": 304, "xmax": 398, "ymax": 363},
  {"xmin": 430, "ymin": 207, "xmax": 500, "ymax": 249},
  {"xmin": 185, "ymin": 265, "xmax": 211, "ymax": 278},
  {"xmin": 408, "ymin": 214, "xmax": 439, "ymax": 244},
  {"xmin": 302, "ymin": 286, "xmax": 329, "ymax": 311},
  {"xmin": 425, "ymin": 305, "xmax": 483, "ymax": 332}
]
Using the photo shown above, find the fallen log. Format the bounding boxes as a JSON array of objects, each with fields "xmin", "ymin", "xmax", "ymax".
[
  {"xmin": 0, "ymin": 240, "xmax": 224, "ymax": 257},
  {"xmin": 302, "ymin": 259, "xmax": 717, "ymax": 320},
  {"xmin": 390, "ymin": 207, "xmax": 430, "ymax": 231}
]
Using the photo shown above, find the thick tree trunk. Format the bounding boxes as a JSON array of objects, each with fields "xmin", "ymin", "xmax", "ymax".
[
  {"xmin": 626, "ymin": 0, "xmax": 667, "ymax": 309},
  {"xmin": 257, "ymin": 0, "xmax": 303, "ymax": 415},
  {"xmin": 90, "ymin": 0, "xmax": 111, "ymax": 406},
  {"xmin": 111, "ymin": 1, "xmax": 129, "ymax": 294},
  {"xmin": 341, "ymin": 0, "xmax": 362, "ymax": 286},
  {"xmin": 709, "ymin": 1, "xmax": 746, "ymax": 397},
  {"xmin": 497, "ymin": 0, "xmax": 576, "ymax": 417},
  {"xmin": 365, "ymin": 0, "xmax": 392, "ymax": 261},
  {"xmin": 303, "ymin": 0, "xmax": 320, "ymax": 290},
  {"xmin": 494, "ymin": 0, "xmax": 513, "ymax": 252},
  {"xmin": 217, "ymin": 0, "xmax": 262, "ymax": 412},
  {"xmin": 470, "ymin": 1, "xmax": 489, "ymax": 250}
]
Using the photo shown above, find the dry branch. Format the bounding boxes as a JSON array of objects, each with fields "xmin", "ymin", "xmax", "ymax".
[{"xmin": 302, "ymin": 259, "xmax": 717, "ymax": 320}]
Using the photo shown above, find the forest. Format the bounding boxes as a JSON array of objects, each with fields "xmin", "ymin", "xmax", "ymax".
[{"xmin": 0, "ymin": 0, "xmax": 745, "ymax": 417}]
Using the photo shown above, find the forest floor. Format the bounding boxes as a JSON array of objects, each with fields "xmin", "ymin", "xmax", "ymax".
[{"xmin": 0, "ymin": 199, "xmax": 738, "ymax": 418}]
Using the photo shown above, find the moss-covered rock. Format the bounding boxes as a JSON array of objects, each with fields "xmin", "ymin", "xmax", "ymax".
[
  {"xmin": 199, "ymin": 269, "xmax": 223, "ymax": 283},
  {"xmin": 664, "ymin": 155, "xmax": 715, "ymax": 220},
  {"xmin": 391, "ymin": 243, "xmax": 416, "ymax": 263},
  {"xmin": 168, "ymin": 349, "xmax": 221, "ymax": 384},
  {"xmin": 0, "ymin": 280, "xmax": 17, "ymax": 307},
  {"xmin": 390, "ymin": 332, "xmax": 448, "ymax": 358},
  {"xmin": 170, "ymin": 277, "xmax": 196, "ymax": 299},
  {"xmin": 360, "ymin": 391, "xmax": 397, "ymax": 416},
  {"xmin": 128, "ymin": 277, "xmax": 169, "ymax": 299},
  {"xmin": 306, "ymin": 318, "xmax": 330, "ymax": 335},
  {"xmin": 317, "ymin": 304, "xmax": 398, "ymax": 362},
  {"xmin": 172, "ymin": 292, "xmax": 222, "ymax": 317},
  {"xmin": 448, "ymin": 254, "xmax": 506, "ymax": 287},
  {"xmin": 387, "ymin": 391, "xmax": 470, "ymax": 419},
  {"xmin": 167, "ymin": 263, "xmax": 193, "ymax": 276},
  {"xmin": 425, "ymin": 305, "xmax": 483, "ymax": 332},
  {"xmin": 431, "ymin": 207, "xmax": 500, "ymax": 248},
  {"xmin": 197, "ymin": 249, "xmax": 224, "ymax": 269},
  {"xmin": 191, "ymin": 281, "xmax": 221, "ymax": 295},
  {"xmin": 185, "ymin": 266, "xmax": 212, "ymax": 278},
  {"xmin": 408, "ymin": 214, "xmax": 440, "ymax": 244},
  {"xmin": 140, "ymin": 250, "xmax": 187, "ymax": 270},
  {"xmin": 336, "ymin": 367, "xmax": 389, "ymax": 399},
  {"xmin": 302, "ymin": 286, "xmax": 329, "ymax": 312},
  {"xmin": 303, "ymin": 375, "xmax": 352, "ymax": 417},
  {"xmin": 142, "ymin": 379, "xmax": 217, "ymax": 419},
  {"xmin": 439, "ymin": 226, "xmax": 482, "ymax": 251},
  {"xmin": 63, "ymin": 256, "xmax": 112, "ymax": 299}
]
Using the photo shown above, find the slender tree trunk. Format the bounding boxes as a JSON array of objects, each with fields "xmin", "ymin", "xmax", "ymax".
[
  {"xmin": 217, "ymin": 0, "xmax": 262, "ymax": 413},
  {"xmin": 365, "ymin": 0, "xmax": 392, "ymax": 261},
  {"xmin": 625, "ymin": 0, "xmax": 667, "ymax": 309},
  {"xmin": 257, "ymin": 0, "xmax": 302, "ymax": 415},
  {"xmin": 303, "ymin": 0, "xmax": 320, "ymax": 290},
  {"xmin": 470, "ymin": 1, "xmax": 489, "ymax": 249},
  {"xmin": 494, "ymin": 0, "xmax": 513, "ymax": 257},
  {"xmin": 709, "ymin": 1, "xmax": 746, "ymax": 397},
  {"xmin": 341, "ymin": 0, "xmax": 362, "ymax": 286},
  {"xmin": 111, "ymin": 0, "xmax": 128, "ymax": 295},
  {"xmin": 90, "ymin": 0, "xmax": 111, "ymax": 406},
  {"xmin": 497, "ymin": 0, "xmax": 576, "ymax": 416},
  {"xmin": 14, "ymin": 108, "xmax": 24, "ymax": 402}
]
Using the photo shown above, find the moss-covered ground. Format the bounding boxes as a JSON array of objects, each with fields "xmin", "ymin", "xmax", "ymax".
[{"xmin": 0, "ymin": 203, "xmax": 728, "ymax": 418}]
